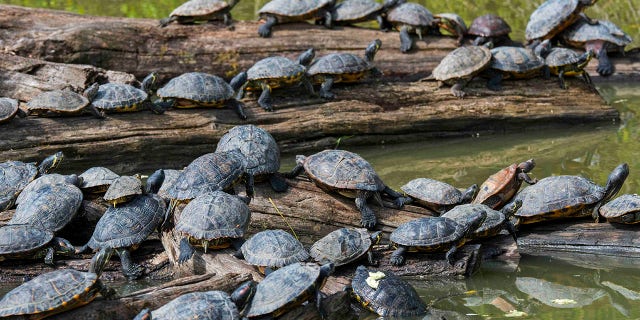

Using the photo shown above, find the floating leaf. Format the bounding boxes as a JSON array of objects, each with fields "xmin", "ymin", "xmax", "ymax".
[{"xmin": 505, "ymin": 310, "xmax": 528, "ymax": 317}]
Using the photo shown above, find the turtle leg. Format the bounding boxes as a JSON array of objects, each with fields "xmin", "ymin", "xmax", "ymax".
[
  {"xmin": 269, "ymin": 173, "xmax": 289, "ymax": 192},
  {"xmin": 302, "ymin": 76, "xmax": 317, "ymax": 97},
  {"xmin": 116, "ymin": 248, "xmax": 144, "ymax": 280},
  {"xmin": 257, "ymin": 82, "xmax": 274, "ymax": 111},
  {"xmin": 235, "ymin": 82, "xmax": 248, "ymax": 100},
  {"xmin": 323, "ymin": 10, "xmax": 333, "ymax": 29},
  {"xmin": 178, "ymin": 237, "xmax": 195, "ymax": 264},
  {"xmin": 445, "ymin": 245, "xmax": 458, "ymax": 265},
  {"xmin": 472, "ymin": 36, "xmax": 487, "ymax": 46},
  {"xmin": 44, "ymin": 246, "xmax": 56, "ymax": 266},
  {"xmin": 399, "ymin": 26, "xmax": 413, "ymax": 53},
  {"xmin": 319, "ymin": 76, "xmax": 336, "ymax": 99},
  {"xmin": 355, "ymin": 190, "xmax": 377, "ymax": 229},
  {"xmin": 367, "ymin": 250, "xmax": 378, "ymax": 266},
  {"xmin": 75, "ymin": 243, "xmax": 90, "ymax": 254},
  {"xmin": 285, "ymin": 163, "xmax": 305, "ymax": 179},
  {"xmin": 315, "ymin": 287, "xmax": 327, "ymax": 319},
  {"xmin": 223, "ymin": 13, "xmax": 232, "ymax": 26},
  {"xmin": 16, "ymin": 108, "xmax": 28, "ymax": 118},
  {"xmin": 558, "ymin": 69, "xmax": 567, "ymax": 89},
  {"xmin": 258, "ymin": 15, "xmax": 277, "ymax": 38},
  {"xmin": 487, "ymin": 71, "xmax": 503, "ymax": 91},
  {"xmin": 456, "ymin": 32, "xmax": 465, "ymax": 47},
  {"xmin": 159, "ymin": 16, "xmax": 177, "ymax": 27},
  {"xmin": 161, "ymin": 199, "xmax": 178, "ymax": 230},
  {"xmin": 596, "ymin": 48, "xmax": 614, "ymax": 77},
  {"xmin": 542, "ymin": 65, "xmax": 551, "ymax": 80},
  {"xmin": 451, "ymin": 79, "xmax": 468, "ymax": 98},
  {"xmin": 505, "ymin": 220, "xmax": 518, "ymax": 242},
  {"xmin": 383, "ymin": 185, "xmax": 410, "ymax": 208},
  {"xmin": 376, "ymin": 14, "xmax": 389, "ymax": 32},
  {"xmin": 244, "ymin": 173, "xmax": 255, "ymax": 199},
  {"xmin": 145, "ymin": 100, "xmax": 166, "ymax": 115},
  {"xmin": 390, "ymin": 245, "xmax": 407, "ymax": 266},
  {"xmin": 84, "ymin": 104, "xmax": 106, "ymax": 119},
  {"xmin": 581, "ymin": 71, "xmax": 596, "ymax": 92},
  {"xmin": 226, "ymin": 99, "xmax": 247, "ymax": 120},
  {"xmin": 97, "ymin": 280, "xmax": 116, "ymax": 299}
]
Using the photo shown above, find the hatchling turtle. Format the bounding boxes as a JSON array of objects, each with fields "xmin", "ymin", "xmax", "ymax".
[
  {"xmin": 0, "ymin": 224, "xmax": 74, "ymax": 265},
  {"xmin": 15, "ymin": 173, "xmax": 80, "ymax": 205},
  {"xmin": 599, "ymin": 194, "xmax": 640, "ymax": 224},
  {"xmin": 473, "ymin": 159, "xmax": 537, "ymax": 209},
  {"xmin": 310, "ymin": 228, "xmax": 381, "ymax": 266},
  {"xmin": 79, "ymin": 166, "xmax": 120, "ymax": 194},
  {"xmin": 0, "ymin": 152, "xmax": 63, "ymax": 212},
  {"xmin": 286, "ymin": 149, "xmax": 409, "ymax": 229},
  {"xmin": 91, "ymin": 73, "xmax": 165, "ymax": 114},
  {"xmin": 306, "ymin": 39, "xmax": 382, "ymax": 99},
  {"xmin": 156, "ymin": 71, "xmax": 248, "ymax": 120},
  {"xmin": 0, "ymin": 248, "xmax": 114, "ymax": 319},
  {"xmin": 103, "ymin": 174, "xmax": 143, "ymax": 206},
  {"xmin": 257, "ymin": 0, "xmax": 334, "ymax": 38},
  {"xmin": 236, "ymin": 48, "xmax": 316, "ymax": 112},
  {"xmin": 544, "ymin": 47, "xmax": 594, "ymax": 89},
  {"xmin": 349, "ymin": 265, "xmax": 428, "ymax": 318},
  {"xmin": 384, "ymin": 0, "xmax": 436, "ymax": 53},
  {"xmin": 389, "ymin": 207, "xmax": 487, "ymax": 265},
  {"xmin": 159, "ymin": 0, "xmax": 240, "ymax": 27},
  {"xmin": 0, "ymin": 97, "xmax": 26, "ymax": 124},
  {"xmin": 25, "ymin": 83, "xmax": 104, "ymax": 119},
  {"xmin": 486, "ymin": 43, "xmax": 550, "ymax": 91},
  {"xmin": 237, "ymin": 229, "xmax": 309, "ymax": 274},
  {"xmin": 511, "ymin": 163, "xmax": 629, "ymax": 225},
  {"xmin": 215, "ymin": 124, "xmax": 287, "ymax": 192},
  {"xmin": 431, "ymin": 44, "xmax": 492, "ymax": 98},
  {"xmin": 443, "ymin": 201, "xmax": 522, "ymax": 241},
  {"xmin": 467, "ymin": 14, "xmax": 512, "ymax": 46},
  {"xmin": 526, "ymin": 0, "xmax": 598, "ymax": 45},
  {"xmin": 328, "ymin": 0, "xmax": 386, "ymax": 29},
  {"xmin": 243, "ymin": 262, "xmax": 334, "ymax": 318},
  {"xmin": 175, "ymin": 191, "xmax": 251, "ymax": 264},
  {"xmin": 401, "ymin": 178, "xmax": 478, "ymax": 214},
  {"xmin": 434, "ymin": 13, "xmax": 467, "ymax": 46}
]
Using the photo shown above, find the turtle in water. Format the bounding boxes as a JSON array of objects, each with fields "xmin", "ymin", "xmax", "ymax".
[
  {"xmin": 236, "ymin": 48, "xmax": 316, "ymax": 112},
  {"xmin": 485, "ymin": 42, "xmax": 550, "ymax": 91},
  {"xmin": 286, "ymin": 149, "xmax": 409, "ymax": 229},
  {"xmin": 473, "ymin": 159, "xmax": 537, "ymax": 209},
  {"xmin": 599, "ymin": 194, "xmax": 640, "ymax": 224},
  {"xmin": 543, "ymin": 47, "xmax": 594, "ymax": 89},
  {"xmin": 309, "ymin": 227, "xmax": 381, "ymax": 266},
  {"xmin": 257, "ymin": 0, "xmax": 334, "ymax": 38},
  {"xmin": 328, "ymin": 0, "xmax": 386, "ymax": 29},
  {"xmin": 443, "ymin": 201, "xmax": 522, "ymax": 241},
  {"xmin": 25, "ymin": 83, "xmax": 104, "ymax": 119},
  {"xmin": 237, "ymin": 229, "xmax": 309, "ymax": 274},
  {"xmin": 511, "ymin": 163, "xmax": 629, "ymax": 225},
  {"xmin": 103, "ymin": 174, "xmax": 143, "ymax": 207},
  {"xmin": 215, "ymin": 124, "xmax": 288, "ymax": 192},
  {"xmin": 384, "ymin": 0, "xmax": 437, "ymax": 53},
  {"xmin": 401, "ymin": 178, "xmax": 478, "ymax": 214},
  {"xmin": 156, "ymin": 71, "xmax": 248, "ymax": 120},
  {"xmin": 430, "ymin": 44, "xmax": 493, "ymax": 98},
  {"xmin": 91, "ymin": 73, "xmax": 167, "ymax": 114},
  {"xmin": 349, "ymin": 265, "xmax": 428, "ymax": 318},
  {"xmin": 79, "ymin": 166, "xmax": 120, "ymax": 194},
  {"xmin": 306, "ymin": 39, "xmax": 382, "ymax": 99},
  {"xmin": 525, "ymin": 0, "xmax": 598, "ymax": 46},
  {"xmin": 0, "ymin": 224, "xmax": 74, "ymax": 265},
  {"xmin": 434, "ymin": 13, "xmax": 467, "ymax": 46},
  {"xmin": 159, "ymin": 0, "xmax": 240, "ymax": 27},
  {"xmin": 467, "ymin": 14, "xmax": 512, "ymax": 46},
  {"xmin": 0, "ymin": 97, "xmax": 26, "ymax": 124}
]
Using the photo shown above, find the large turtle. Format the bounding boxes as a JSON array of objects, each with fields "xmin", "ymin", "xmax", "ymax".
[
  {"xmin": 0, "ymin": 224, "xmax": 74, "ymax": 265},
  {"xmin": 103, "ymin": 174, "xmax": 143, "ymax": 207},
  {"xmin": 599, "ymin": 194, "xmax": 640, "ymax": 224},
  {"xmin": 309, "ymin": 227, "xmax": 381, "ymax": 266},
  {"xmin": 511, "ymin": 163, "xmax": 629, "ymax": 225},
  {"xmin": 237, "ymin": 229, "xmax": 309, "ymax": 274},
  {"xmin": 473, "ymin": 159, "xmax": 537, "ymax": 209},
  {"xmin": 430, "ymin": 44, "xmax": 493, "ymax": 98},
  {"xmin": 286, "ymin": 149, "xmax": 409, "ymax": 229},
  {"xmin": 442, "ymin": 201, "xmax": 522, "ymax": 241},
  {"xmin": 467, "ymin": 14, "xmax": 512, "ymax": 46},
  {"xmin": 79, "ymin": 166, "xmax": 120, "ymax": 194},
  {"xmin": 328, "ymin": 0, "xmax": 386, "ymax": 29},
  {"xmin": 91, "ymin": 73, "xmax": 166, "ymax": 114},
  {"xmin": 25, "ymin": 83, "xmax": 104, "ymax": 119},
  {"xmin": 306, "ymin": 39, "xmax": 382, "ymax": 99},
  {"xmin": 0, "ymin": 97, "xmax": 26, "ymax": 124},
  {"xmin": 434, "ymin": 13, "xmax": 467, "ymax": 46},
  {"xmin": 15, "ymin": 173, "xmax": 80, "ymax": 205},
  {"xmin": 401, "ymin": 178, "xmax": 477, "ymax": 214},
  {"xmin": 525, "ymin": 0, "xmax": 598, "ymax": 45},
  {"xmin": 257, "ymin": 0, "xmax": 334, "ymax": 38},
  {"xmin": 236, "ymin": 48, "xmax": 316, "ymax": 112},
  {"xmin": 486, "ymin": 42, "xmax": 550, "ymax": 91},
  {"xmin": 156, "ymin": 72, "xmax": 248, "ymax": 120},
  {"xmin": 159, "ymin": 0, "xmax": 240, "ymax": 27},
  {"xmin": 384, "ymin": 0, "xmax": 436, "ymax": 53},
  {"xmin": 544, "ymin": 47, "xmax": 594, "ymax": 89}
]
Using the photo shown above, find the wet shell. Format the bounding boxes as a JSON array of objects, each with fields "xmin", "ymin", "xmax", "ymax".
[
  {"xmin": 26, "ymin": 90, "xmax": 90, "ymax": 113},
  {"xmin": 0, "ymin": 225, "xmax": 54, "ymax": 257},
  {"xmin": 307, "ymin": 53, "xmax": 371, "ymax": 75},
  {"xmin": 0, "ymin": 160, "xmax": 38, "ymax": 210},
  {"xmin": 79, "ymin": 167, "xmax": 120, "ymax": 192}
]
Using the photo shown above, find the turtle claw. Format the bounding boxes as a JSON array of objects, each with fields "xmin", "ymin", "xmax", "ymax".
[
  {"xmin": 394, "ymin": 196, "xmax": 411, "ymax": 208},
  {"xmin": 390, "ymin": 254, "xmax": 405, "ymax": 266},
  {"xmin": 360, "ymin": 217, "xmax": 377, "ymax": 229}
]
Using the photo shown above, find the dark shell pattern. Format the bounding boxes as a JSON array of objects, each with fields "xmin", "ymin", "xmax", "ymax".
[
  {"xmin": 157, "ymin": 72, "xmax": 235, "ymax": 103},
  {"xmin": 490, "ymin": 47, "xmax": 544, "ymax": 73},
  {"xmin": 104, "ymin": 175, "xmax": 143, "ymax": 203},
  {"xmin": 386, "ymin": 2, "xmax": 434, "ymax": 27},
  {"xmin": 526, "ymin": 0, "xmax": 579, "ymax": 40},
  {"xmin": 562, "ymin": 19, "xmax": 633, "ymax": 47},
  {"xmin": 390, "ymin": 217, "xmax": 464, "ymax": 247},
  {"xmin": 216, "ymin": 124, "xmax": 280, "ymax": 176},
  {"xmin": 15, "ymin": 173, "xmax": 75, "ymax": 205},
  {"xmin": 175, "ymin": 191, "xmax": 251, "ymax": 240},
  {"xmin": 91, "ymin": 83, "xmax": 147, "ymax": 111},
  {"xmin": 0, "ymin": 161, "xmax": 38, "ymax": 211},
  {"xmin": 26, "ymin": 90, "xmax": 89, "ymax": 112},
  {"xmin": 307, "ymin": 53, "xmax": 371, "ymax": 75},
  {"xmin": 442, "ymin": 203, "xmax": 503, "ymax": 238},
  {"xmin": 544, "ymin": 47, "xmax": 584, "ymax": 67},
  {"xmin": 258, "ymin": 0, "xmax": 333, "ymax": 16},
  {"xmin": 332, "ymin": 0, "xmax": 382, "ymax": 22},
  {"xmin": 79, "ymin": 167, "xmax": 120, "ymax": 190},
  {"xmin": 11, "ymin": 183, "xmax": 83, "ymax": 232},
  {"xmin": 157, "ymin": 169, "xmax": 182, "ymax": 200},
  {"xmin": 302, "ymin": 149, "xmax": 385, "ymax": 192},
  {"xmin": 0, "ymin": 225, "xmax": 53, "ymax": 256},
  {"xmin": 309, "ymin": 228, "xmax": 372, "ymax": 266},
  {"xmin": 468, "ymin": 14, "xmax": 511, "ymax": 37},
  {"xmin": 170, "ymin": 0, "xmax": 229, "ymax": 17},
  {"xmin": 0, "ymin": 97, "xmax": 20, "ymax": 122},
  {"xmin": 241, "ymin": 229, "xmax": 309, "ymax": 268},
  {"xmin": 432, "ymin": 45, "xmax": 492, "ymax": 81},
  {"xmin": 247, "ymin": 56, "xmax": 306, "ymax": 81},
  {"xmin": 401, "ymin": 178, "xmax": 462, "ymax": 206},
  {"xmin": 599, "ymin": 194, "xmax": 640, "ymax": 221},
  {"xmin": 149, "ymin": 291, "xmax": 240, "ymax": 320}
]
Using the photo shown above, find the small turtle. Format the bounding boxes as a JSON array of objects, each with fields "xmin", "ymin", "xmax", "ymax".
[
  {"xmin": 599, "ymin": 194, "xmax": 640, "ymax": 224},
  {"xmin": 0, "ymin": 225, "xmax": 74, "ymax": 265},
  {"xmin": 511, "ymin": 163, "xmax": 629, "ymax": 225},
  {"xmin": 176, "ymin": 191, "xmax": 251, "ymax": 264},
  {"xmin": 434, "ymin": 13, "xmax": 467, "ymax": 46},
  {"xmin": 257, "ymin": 0, "xmax": 334, "ymax": 38},
  {"xmin": 310, "ymin": 228, "xmax": 381, "ymax": 266},
  {"xmin": 103, "ymin": 174, "xmax": 143, "ymax": 207},
  {"xmin": 91, "ymin": 73, "xmax": 166, "ymax": 114},
  {"xmin": 243, "ymin": 262, "xmax": 334, "ymax": 318},
  {"xmin": 486, "ymin": 43, "xmax": 550, "ymax": 91},
  {"xmin": 286, "ymin": 149, "xmax": 409, "ymax": 229},
  {"xmin": 0, "ymin": 97, "xmax": 26, "ymax": 124},
  {"xmin": 431, "ymin": 44, "xmax": 492, "ymax": 98},
  {"xmin": 237, "ymin": 229, "xmax": 309, "ymax": 274},
  {"xmin": 79, "ymin": 166, "xmax": 120, "ymax": 194},
  {"xmin": 25, "ymin": 83, "xmax": 104, "ymax": 119},
  {"xmin": 384, "ymin": 0, "xmax": 436, "ymax": 53},
  {"xmin": 389, "ymin": 207, "xmax": 486, "ymax": 265},
  {"xmin": 306, "ymin": 39, "xmax": 382, "ymax": 99},
  {"xmin": 0, "ymin": 248, "xmax": 114, "ymax": 319},
  {"xmin": 526, "ymin": 0, "xmax": 598, "ymax": 45},
  {"xmin": 349, "ymin": 265, "xmax": 428, "ymax": 318},
  {"xmin": 328, "ymin": 0, "xmax": 386, "ymax": 29},
  {"xmin": 401, "ymin": 178, "xmax": 478, "ymax": 214},
  {"xmin": 0, "ymin": 152, "xmax": 63, "ymax": 212},
  {"xmin": 156, "ymin": 72, "xmax": 248, "ymax": 120},
  {"xmin": 236, "ymin": 48, "xmax": 316, "ymax": 112},
  {"xmin": 215, "ymin": 124, "xmax": 287, "ymax": 192},
  {"xmin": 443, "ymin": 201, "xmax": 522, "ymax": 241},
  {"xmin": 15, "ymin": 173, "xmax": 80, "ymax": 205},
  {"xmin": 473, "ymin": 159, "xmax": 537, "ymax": 209},
  {"xmin": 467, "ymin": 14, "xmax": 512, "ymax": 46},
  {"xmin": 544, "ymin": 47, "xmax": 594, "ymax": 89},
  {"xmin": 159, "ymin": 0, "xmax": 240, "ymax": 27}
]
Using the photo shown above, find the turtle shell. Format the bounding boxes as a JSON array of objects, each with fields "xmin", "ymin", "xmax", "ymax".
[
  {"xmin": 0, "ymin": 269, "xmax": 100, "ymax": 318},
  {"xmin": 10, "ymin": 182, "xmax": 83, "ymax": 232},
  {"xmin": 0, "ymin": 225, "xmax": 54, "ymax": 258},
  {"xmin": 247, "ymin": 56, "xmax": 306, "ymax": 81},
  {"xmin": 309, "ymin": 228, "xmax": 373, "ymax": 266},
  {"xmin": 435, "ymin": 13, "xmax": 468, "ymax": 35},
  {"xmin": 0, "ymin": 97, "xmax": 20, "ymax": 123},
  {"xmin": 386, "ymin": 2, "xmax": 434, "ymax": 27},
  {"xmin": 258, "ymin": 0, "xmax": 333, "ymax": 17},
  {"xmin": 490, "ymin": 46, "xmax": 544, "ymax": 74},
  {"xmin": 562, "ymin": 19, "xmax": 633, "ymax": 48},
  {"xmin": 302, "ymin": 149, "xmax": 385, "ymax": 192},
  {"xmin": 91, "ymin": 83, "xmax": 148, "ymax": 112},
  {"xmin": 442, "ymin": 203, "xmax": 503, "ymax": 239},
  {"xmin": 148, "ymin": 291, "xmax": 240, "ymax": 320},
  {"xmin": 158, "ymin": 169, "xmax": 182, "ymax": 200},
  {"xmin": 169, "ymin": 0, "xmax": 230, "ymax": 18},
  {"xmin": 157, "ymin": 72, "xmax": 235, "ymax": 105},
  {"xmin": 432, "ymin": 45, "xmax": 492, "ymax": 82},
  {"xmin": 103, "ymin": 175, "xmax": 143, "ymax": 205},
  {"xmin": 544, "ymin": 47, "xmax": 584, "ymax": 67},
  {"xmin": 26, "ymin": 89, "xmax": 89, "ymax": 114},
  {"xmin": 240, "ymin": 229, "xmax": 309, "ymax": 268},
  {"xmin": 15, "ymin": 173, "xmax": 78, "ymax": 205},
  {"xmin": 526, "ymin": 0, "xmax": 583, "ymax": 41},
  {"xmin": 390, "ymin": 217, "xmax": 465, "ymax": 248},
  {"xmin": 0, "ymin": 160, "xmax": 39, "ymax": 211},
  {"xmin": 473, "ymin": 163, "xmax": 520, "ymax": 208},
  {"xmin": 307, "ymin": 53, "xmax": 371, "ymax": 76},
  {"xmin": 351, "ymin": 266, "xmax": 428, "ymax": 317},
  {"xmin": 401, "ymin": 178, "xmax": 463, "ymax": 211},
  {"xmin": 215, "ymin": 125, "xmax": 280, "ymax": 177},
  {"xmin": 599, "ymin": 194, "xmax": 640, "ymax": 224},
  {"xmin": 332, "ymin": 0, "xmax": 382, "ymax": 22},
  {"xmin": 79, "ymin": 167, "xmax": 120, "ymax": 193},
  {"xmin": 468, "ymin": 14, "xmax": 511, "ymax": 37}
]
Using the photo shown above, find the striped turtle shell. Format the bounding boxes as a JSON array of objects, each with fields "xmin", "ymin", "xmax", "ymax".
[
  {"xmin": 386, "ymin": 2, "xmax": 434, "ymax": 28},
  {"xmin": 103, "ymin": 175, "xmax": 143, "ymax": 205},
  {"xmin": 526, "ymin": 0, "xmax": 586, "ymax": 41},
  {"xmin": 0, "ymin": 160, "xmax": 38, "ymax": 211},
  {"xmin": 490, "ymin": 46, "xmax": 544, "ymax": 74},
  {"xmin": 247, "ymin": 56, "xmax": 306, "ymax": 81},
  {"xmin": 0, "ymin": 225, "xmax": 54, "ymax": 258},
  {"xmin": 145, "ymin": 291, "xmax": 241, "ymax": 320},
  {"xmin": 15, "ymin": 173, "xmax": 78, "ymax": 205},
  {"xmin": 468, "ymin": 14, "xmax": 511, "ymax": 37},
  {"xmin": 309, "ymin": 228, "xmax": 373, "ymax": 266},
  {"xmin": 91, "ymin": 83, "xmax": 148, "ymax": 112},
  {"xmin": 79, "ymin": 167, "xmax": 120, "ymax": 193},
  {"xmin": 169, "ymin": 0, "xmax": 230, "ymax": 18},
  {"xmin": 544, "ymin": 47, "xmax": 585, "ymax": 67},
  {"xmin": 332, "ymin": 0, "xmax": 383, "ymax": 22},
  {"xmin": 258, "ymin": 0, "xmax": 333, "ymax": 17},
  {"xmin": 0, "ymin": 97, "xmax": 20, "ymax": 123},
  {"xmin": 216, "ymin": 125, "xmax": 280, "ymax": 177},
  {"xmin": 157, "ymin": 72, "xmax": 235, "ymax": 104},
  {"xmin": 10, "ymin": 182, "xmax": 83, "ymax": 232},
  {"xmin": 240, "ymin": 229, "xmax": 309, "ymax": 268},
  {"xmin": 599, "ymin": 194, "xmax": 640, "ymax": 224},
  {"xmin": 432, "ymin": 45, "xmax": 492, "ymax": 82},
  {"xmin": 302, "ymin": 149, "xmax": 385, "ymax": 192},
  {"xmin": 401, "ymin": 178, "xmax": 467, "ymax": 212}
]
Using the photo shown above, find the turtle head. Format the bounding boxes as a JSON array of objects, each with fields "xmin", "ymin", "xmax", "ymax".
[
  {"xmin": 518, "ymin": 159, "xmax": 536, "ymax": 173},
  {"xmin": 501, "ymin": 199, "xmax": 522, "ymax": 217},
  {"xmin": 38, "ymin": 151, "xmax": 64, "ymax": 175},
  {"xmin": 603, "ymin": 163, "xmax": 629, "ymax": 203},
  {"xmin": 145, "ymin": 169, "xmax": 165, "ymax": 194},
  {"xmin": 295, "ymin": 155, "xmax": 307, "ymax": 166},
  {"xmin": 231, "ymin": 280, "xmax": 257, "ymax": 310},
  {"xmin": 461, "ymin": 184, "xmax": 479, "ymax": 204},
  {"xmin": 365, "ymin": 39, "xmax": 382, "ymax": 63},
  {"xmin": 89, "ymin": 246, "xmax": 114, "ymax": 277},
  {"xmin": 579, "ymin": 0, "xmax": 598, "ymax": 6},
  {"xmin": 297, "ymin": 48, "xmax": 316, "ymax": 67},
  {"xmin": 462, "ymin": 209, "xmax": 487, "ymax": 239},
  {"xmin": 578, "ymin": 50, "xmax": 595, "ymax": 69},
  {"xmin": 534, "ymin": 39, "xmax": 552, "ymax": 59},
  {"xmin": 141, "ymin": 72, "xmax": 160, "ymax": 94},
  {"xmin": 83, "ymin": 83, "xmax": 100, "ymax": 100},
  {"xmin": 65, "ymin": 174, "xmax": 83, "ymax": 187},
  {"xmin": 370, "ymin": 231, "xmax": 383, "ymax": 244},
  {"xmin": 230, "ymin": 71, "xmax": 248, "ymax": 92}
]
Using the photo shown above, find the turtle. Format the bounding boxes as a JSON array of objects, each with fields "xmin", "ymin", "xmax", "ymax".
[
  {"xmin": 76, "ymin": 169, "xmax": 166, "ymax": 280},
  {"xmin": 389, "ymin": 207, "xmax": 487, "ymax": 265},
  {"xmin": 309, "ymin": 227, "xmax": 381, "ymax": 266},
  {"xmin": 0, "ymin": 224, "xmax": 74, "ymax": 265},
  {"xmin": 467, "ymin": 14, "xmax": 512, "ymax": 46},
  {"xmin": 257, "ymin": 0, "xmax": 334, "ymax": 38},
  {"xmin": 79, "ymin": 166, "xmax": 120, "ymax": 194},
  {"xmin": 543, "ymin": 47, "xmax": 594, "ymax": 89},
  {"xmin": 511, "ymin": 163, "xmax": 629, "ymax": 225},
  {"xmin": 25, "ymin": 83, "xmax": 104, "ymax": 119},
  {"xmin": 286, "ymin": 149, "xmax": 409, "ymax": 229},
  {"xmin": 237, "ymin": 229, "xmax": 309, "ymax": 274},
  {"xmin": 306, "ymin": 39, "xmax": 382, "ymax": 99},
  {"xmin": 159, "ymin": 0, "xmax": 240, "ymax": 27},
  {"xmin": 175, "ymin": 191, "xmax": 251, "ymax": 264},
  {"xmin": 525, "ymin": 0, "xmax": 598, "ymax": 45},
  {"xmin": 0, "ymin": 97, "xmax": 26, "ymax": 124},
  {"xmin": 103, "ymin": 174, "xmax": 143, "ymax": 207},
  {"xmin": 485, "ymin": 42, "xmax": 550, "ymax": 91},
  {"xmin": 328, "ymin": 0, "xmax": 386, "ymax": 29},
  {"xmin": 91, "ymin": 73, "xmax": 166, "ymax": 114},
  {"xmin": 430, "ymin": 44, "xmax": 493, "ymax": 98},
  {"xmin": 434, "ymin": 13, "xmax": 467, "ymax": 46},
  {"xmin": 156, "ymin": 71, "xmax": 248, "ymax": 120},
  {"xmin": 442, "ymin": 201, "xmax": 522, "ymax": 241},
  {"xmin": 561, "ymin": 18, "xmax": 633, "ymax": 77},
  {"xmin": 236, "ymin": 48, "xmax": 316, "ymax": 112},
  {"xmin": 599, "ymin": 194, "xmax": 640, "ymax": 224},
  {"xmin": 349, "ymin": 265, "xmax": 428, "ymax": 318},
  {"xmin": 0, "ymin": 152, "xmax": 63, "ymax": 212},
  {"xmin": 243, "ymin": 262, "xmax": 334, "ymax": 318},
  {"xmin": 215, "ymin": 124, "xmax": 287, "ymax": 192},
  {"xmin": 473, "ymin": 159, "xmax": 538, "ymax": 209},
  {"xmin": 400, "ymin": 178, "xmax": 478, "ymax": 214},
  {"xmin": 157, "ymin": 169, "xmax": 182, "ymax": 201},
  {"xmin": 384, "ymin": 0, "xmax": 437, "ymax": 53},
  {"xmin": 15, "ymin": 173, "xmax": 80, "ymax": 205}
]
